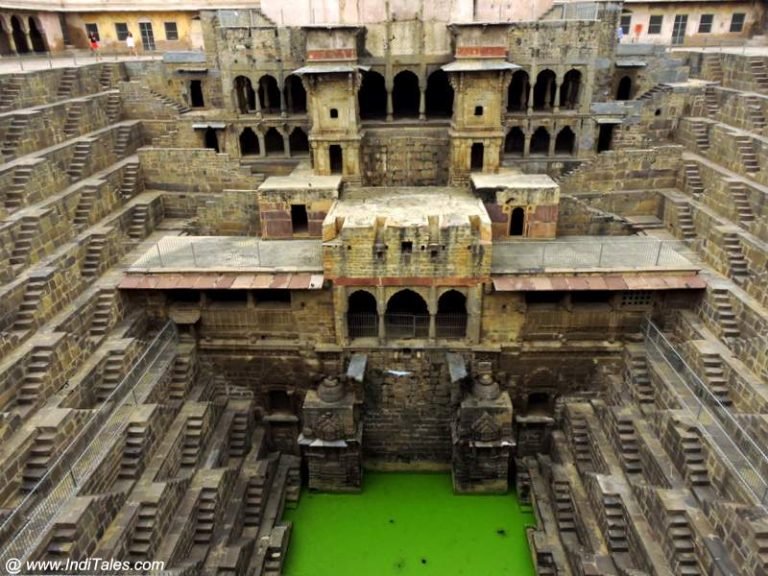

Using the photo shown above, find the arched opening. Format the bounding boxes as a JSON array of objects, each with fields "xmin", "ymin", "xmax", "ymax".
[
  {"xmin": 329, "ymin": 144, "xmax": 343, "ymax": 174},
  {"xmin": 616, "ymin": 76, "xmax": 632, "ymax": 101},
  {"xmin": 284, "ymin": 75, "xmax": 306, "ymax": 114},
  {"xmin": 358, "ymin": 70, "xmax": 386, "ymax": 120},
  {"xmin": 533, "ymin": 69, "xmax": 556, "ymax": 111},
  {"xmin": 204, "ymin": 128, "xmax": 219, "ymax": 152},
  {"xmin": 289, "ymin": 128, "xmax": 309, "ymax": 156},
  {"xmin": 239, "ymin": 128, "xmax": 260, "ymax": 156},
  {"xmin": 471, "ymin": 143, "xmax": 484, "ymax": 171},
  {"xmin": 530, "ymin": 127, "xmax": 550, "ymax": 156},
  {"xmin": 28, "ymin": 18, "xmax": 47, "ymax": 53},
  {"xmin": 385, "ymin": 289, "xmax": 429, "ymax": 339},
  {"xmin": 234, "ymin": 76, "xmax": 255, "ymax": 113},
  {"xmin": 190, "ymin": 80, "xmax": 204, "ymax": 107},
  {"xmin": 597, "ymin": 124, "xmax": 615, "ymax": 152},
  {"xmin": 560, "ymin": 69, "xmax": 581, "ymax": 109},
  {"xmin": 392, "ymin": 70, "xmax": 420, "ymax": 119},
  {"xmin": 555, "ymin": 127, "xmax": 575, "ymax": 155},
  {"xmin": 264, "ymin": 127, "xmax": 284, "ymax": 156},
  {"xmin": 0, "ymin": 25, "xmax": 12, "ymax": 56},
  {"xmin": 425, "ymin": 69, "xmax": 453, "ymax": 118},
  {"xmin": 347, "ymin": 290, "xmax": 378, "ymax": 339},
  {"xmin": 507, "ymin": 70, "xmax": 529, "ymax": 112},
  {"xmin": 504, "ymin": 128, "xmax": 525, "ymax": 157},
  {"xmin": 258, "ymin": 75, "xmax": 281, "ymax": 114},
  {"xmin": 509, "ymin": 206, "xmax": 525, "ymax": 236},
  {"xmin": 11, "ymin": 16, "xmax": 28, "ymax": 54},
  {"xmin": 436, "ymin": 290, "xmax": 467, "ymax": 339},
  {"xmin": 527, "ymin": 392, "xmax": 551, "ymax": 414}
]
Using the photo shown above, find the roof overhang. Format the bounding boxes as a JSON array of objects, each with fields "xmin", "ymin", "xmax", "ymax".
[
  {"xmin": 491, "ymin": 273, "xmax": 707, "ymax": 292},
  {"xmin": 442, "ymin": 60, "xmax": 520, "ymax": 73},
  {"xmin": 292, "ymin": 64, "xmax": 370, "ymax": 75},
  {"xmin": 119, "ymin": 272, "xmax": 324, "ymax": 290}
]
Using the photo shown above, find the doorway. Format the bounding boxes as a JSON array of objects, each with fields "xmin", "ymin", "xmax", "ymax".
[
  {"xmin": 190, "ymin": 80, "xmax": 204, "ymax": 107},
  {"xmin": 329, "ymin": 145, "xmax": 343, "ymax": 174},
  {"xmin": 470, "ymin": 143, "xmax": 484, "ymax": 171}
]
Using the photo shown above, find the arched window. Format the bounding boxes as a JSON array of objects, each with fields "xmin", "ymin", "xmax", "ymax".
[
  {"xmin": 425, "ymin": 69, "xmax": 453, "ymax": 118},
  {"xmin": 509, "ymin": 206, "xmax": 525, "ymax": 236},
  {"xmin": 234, "ymin": 76, "xmax": 255, "ymax": 113},
  {"xmin": 258, "ymin": 75, "xmax": 281, "ymax": 114},
  {"xmin": 392, "ymin": 70, "xmax": 420, "ymax": 119},
  {"xmin": 533, "ymin": 69, "xmax": 556, "ymax": 111},
  {"xmin": 11, "ymin": 16, "xmax": 28, "ymax": 54},
  {"xmin": 560, "ymin": 69, "xmax": 581, "ymax": 109},
  {"xmin": 264, "ymin": 127, "xmax": 284, "ymax": 156},
  {"xmin": 289, "ymin": 128, "xmax": 309, "ymax": 156},
  {"xmin": 284, "ymin": 75, "xmax": 306, "ymax": 114},
  {"xmin": 28, "ymin": 18, "xmax": 47, "ymax": 53},
  {"xmin": 385, "ymin": 290, "xmax": 429, "ymax": 339},
  {"xmin": 347, "ymin": 291, "xmax": 378, "ymax": 339},
  {"xmin": 555, "ymin": 127, "xmax": 575, "ymax": 155},
  {"xmin": 508, "ymin": 70, "xmax": 529, "ymax": 112},
  {"xmin": 616, "ymin": 76, "xmax": 632, "ymax": 101},
  {"xmin": 436, "ymin": 290, "xmax": 467, "ymax": 339},
  {"xmin": 239, "ymin": 128, "xmax": 260, "ymax": 156},
  {"xmin": 204, "ymin": 128, "xmax": 219, "ymax": 152},
  {"xmin": 358, "ymin": 70, "xmax": 386, "ymax": 119},
  {"xmin": 504, "ymin": 128, "xmax": 525, "ymax": 157},
  {"xmin": 530, "ymin": 127, "xmax": 550, "ymax": 155}
]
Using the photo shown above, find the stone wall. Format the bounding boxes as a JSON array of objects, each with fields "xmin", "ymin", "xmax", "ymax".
[
  {"xmin": 361, "ymin": 127, "xmax": 450, "ymax": 186},
  {"xmin": 138, "ymin": 148, "xmax": 258, "ymax": 193}
]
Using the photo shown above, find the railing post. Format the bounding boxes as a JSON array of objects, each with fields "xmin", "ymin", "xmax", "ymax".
[
  {"xmin": 655, "ymin": 241, "xmax": 663, "ymax": 265},
  {"xmin": 598, "ymin": 242, "xmax": 604, "ymax": 266}
]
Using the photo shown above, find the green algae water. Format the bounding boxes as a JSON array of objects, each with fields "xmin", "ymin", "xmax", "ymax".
[{"xmin": 282, "ymin": 472, "xmax": 536, "ymax": 576}]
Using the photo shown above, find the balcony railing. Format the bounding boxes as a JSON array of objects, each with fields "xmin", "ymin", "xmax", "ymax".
[{"xmin": 347, "ymin": 313, "xmax": 378, "ymax": 339}]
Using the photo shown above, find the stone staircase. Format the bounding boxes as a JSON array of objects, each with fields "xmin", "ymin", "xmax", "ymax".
[
  {"xmin": 728, "ymin": 182, "xmax": 755, "ymax": 225},
  {"xmin": 97, "ymin": 349, "xmax": 126, "ymax": 402},
  {"xmin": 628, "ymin": 350, "xmax": 654, "ymax": 405},
  {"xmin": 194, "ymin": 487, "xmax": 217, "ymax": 544},
  {"xmin": 10, "ymin": 217, "xmax": 39, "ymax": 268},
  {"xmin": 63, "ymin": 101, "xmax": 84, "ymax": 138},
  {"xmin": 82, "ymin": 232, "xmax": 108, "ymax": 279},
  {"xmin": 748, "ymin": 57, "xmax": 768, "ymax": 91},
  {"xmin": 4, "ymin": 164, "xmax": 33, "ymax": 211},
  {"xmin": 702, "ymin": 54, "xmax": 723, "ymax": 83},
  {"xmin": 128, "ymin": 204, "xmax": 149, "ymax": 240},
  {"xmin": 105, "ymin": 93, "xmax": 121, "ymax": 123},
  {"xmin": 603, "ymin": 495, "xmax": 628, "ymax": 552},
  {"xmin": 17, "ymin": 347, "xmax": 53, "ymax": 406},
  {"xmin": 567, "ymin": 413, "xmax": 592, "ymax": 469},
  {"xmin": 129, "ymin": 502, "xmax": 157, "ymax": 560},
  {"xmin": 13, "ymin": 276, "xmax": 47, "ymax": 332},
  {"xmin": 149, "ymin": 89, "xmax": 190, "ymax": 114},
  {"xmin": 722, "ymin": 232, "xmax": 748, "ymax": 284},
  {"xmin": 552, "ymin": 481, "xmax": 576, "ymax": 534},
  {"xmin": 703, "ymin": 86, "xmax": 718, "ymax": 118},
  {"xmin": 99, "ymin": 65, "xmax": 116, "ymax": 90},
  {"xmin": 680, "ymin": 430, "xmax": 710, "ymax": 487},
  {"xmin": 67, "ymin": 140, "xmax": 92, "ymax": 181},
  {"xmin": 56, "ymin": 68, "xmax": 78, "ymax": 98},
  {"xmin": 22, "ymin": 430, "xmax": 56, "ymax": 490},
  {"xmin": 711, "ymin": 288, "xmax": 740, "ymax": 339},
  {"xmin": 120, "ymin": 161, "xmax": 140, "ymax": 200},
  {"xmin": 676, "ymin": 201, "xmax": 697, "ymax": 240},
  {"xmin": 89, "ymin": 290, "xmax": 116, "ymax": 338},
  {"xmin": 229, "ymin": 412, "xmax": 250, "ymax": 457},
  {"xmin": 45, "ymin": 522, "xmax": 77, "ymax": 558},
  {"xmin": 2, "ymin": 115, "xmax": 30, "ymax": 160},
  {"xmin": 120, "ymin": 422, "xmax": 146, "ymax": 479},
  {"xmin": 744, "ymin": 95, "xmax": 766, "ymax": 131},
  {"xmin": 733, "ymin": 134, "xmax": 760, "ymax": 173},
  {"xmin": 285, "ymin": 461, "xmax": 301, "ymax": 505},
  {"xmin": 0, "ymin": 76, "xmax": 22, "ymax": 112},
  {"xmin": 689, "ymin": 119, "xmax": 710, "ymax": 150},
  {"xmin": 666, "ymin": 511, "xmax": 702, "ymax": 575},
  {"xmin": 700, "ymin": 352, "xmax": 732, "ymax": 406},
  {"xmin": 73, "ymin": 185, "xmax": 98, "ymax": 231},
  {"xmin": 683, "ymin": 160, "xmax": 704, "ymax": 199},
  {"xmin": 182, "ymin": 415, "xmax": 204, "ymax": 467},
  {"xmin": 616, "ymin": 418, "xmax": 641, "ymax": 474},
  {"xmin": 114, "ymin": 125, "xmax": 132, "ymax": 157}
]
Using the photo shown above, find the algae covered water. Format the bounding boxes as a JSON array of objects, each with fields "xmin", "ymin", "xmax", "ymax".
[{"xmin": 282, "ymin": 472, "xmax": 537, "ymax": 576}]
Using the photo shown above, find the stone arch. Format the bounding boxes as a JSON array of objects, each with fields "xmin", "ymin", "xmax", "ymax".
[
  {"xmin": 11, "ymin": 15, "xmax": 28, "ymax": 54},
  {"xmin": 28, "ymin": 17, "xmax": 47, "ymax": 53},
  {"xmin": 530, "ymin": 127, "xmax": 550, "ymax": 155},
  {"xmin": 264, "ymin": 127, "xmax": 284, "ymax": 156},
  {"xmin": 385, "ymin": 289, "xmax": 429, "ymax": 338},
  {"xmin": 258, "ymin": 74, "xmax": 281, "ymax": 114},
  {"xmin": 507, "ymin": 70, "xmax": 529, "ymax": 111},
  {"xmin": 284, "ymin": 74, "xmax": 306, "ymax": 114},
  {"xmin": 239, "ymin": 127, "xmax": 260, "ymax": 156},
  {"xmin": 533, "ymin": 69, "xmax": 556, "ymax": 110},
  {"xmin": 616, "ymin": 76, "xmax": 632, "ymax": 101},
  {"xmin": 289, "ymin": 127, "xmax": 309, "ymax": 156},
  {"xmin": 436, "ymin": 289, "xmax": 467, "ymax": 339},
  {"xmin": 358, "ymin": 70, "xmax": 386, "ymax": 119},
  {"xmin": 392, "ymin": 70, "xmax": 420, "ymax": 119},
  {"xmin": 504, "ymin": 127, "xmax": 525, "ymax": 157},
  {"xmin": 234, "ymin": 75, "xmax": 256, "ymax": 113},
  {"xmin": 555, "ymin": 126, "xmax": 575, "ymax": 155},
  {"xmin": 347, "ymin": 290, "xmax": 378, "ymax": 339},
  {"xmin": 508, "ymin": 206, "xmax": 526, "ymax": 236},
  {"xmin": 560, "ymin": 69, "xmax": 581, "ymax": 109},
  {"xmin": 425, "ymin": 69, "xmax": 453, "ymax": 118}
]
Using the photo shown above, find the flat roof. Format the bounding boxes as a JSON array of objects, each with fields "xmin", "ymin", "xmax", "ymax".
[
  {"xmin": 442, "ymin": 60, "xmax": 520, "ymax": 72},
  {"xmin": 258, "ymin": 174, "xmax": 342, "ymax": 193},
  {"xmin": 471, "ymin": 173, "xmax": 558, "ymax": 190}
]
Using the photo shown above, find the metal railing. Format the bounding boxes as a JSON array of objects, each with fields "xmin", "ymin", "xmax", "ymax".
[
  {"xmin": 0, "ymin": 321, "xmax": 178, "ymax": 561},
  {"xmin": 435, "ymin": 313, "xmax": 468, "ymax": 339},
  {"xmin": 347, "ymin": 313, "xmax": 378, "ymax": 339},
  {"xmin": 644, "ymin": 320, "xmax": 768, "ymax": 506},
  {"xmin": 491, "ymin": 239, "xmax": 690, "ymax": 272},
  {"xmin": 384, "ymin": 314, "xmax": 430, "ymax": 339},
  {"xmin": 201, "ymin": 308, "xmax": 296, "ymax": 335}
]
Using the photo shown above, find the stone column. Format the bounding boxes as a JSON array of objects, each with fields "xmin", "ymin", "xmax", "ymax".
[
  {"xmin": 523, "ymin": 132, "xmax": 531, "ymax": 158},
  {"xmin": 545, "ymin": 76, "xmax": 554, "ymax": 110},
  {"xmin": 548, "ymin": 129, "xmax": 556, "ymax": 157},
  {"xmin": 418, "ymin": 85, "xmax": 426, "ymax": 121},
  {"xmin": 527, "ymin": 82, "xmax": 534, "ymax": 115},
  {"xmin": 386, "ymin": 89, "xmax": 393, "ymax": 122},
  {"xmin": 279, "ymin": 78, "xmax": 287, "ymax": 118},
  {"xmin": 553, "ymin": 81, "xmax": 561, "ymax": 113},
  {"xmin": 257, "ymin": 133, "xmax": 266, "ymax": 157},
  {"xmin": 283, "ymin": 131, "xmax": 290, "ymax": 157},
  {"xmin": 253, "ymin": 79, "xmax": 263, "ymax": 118},
  {"xmin": 377, "ymin": 286, "xmax": 386, "ymax": 342}
]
